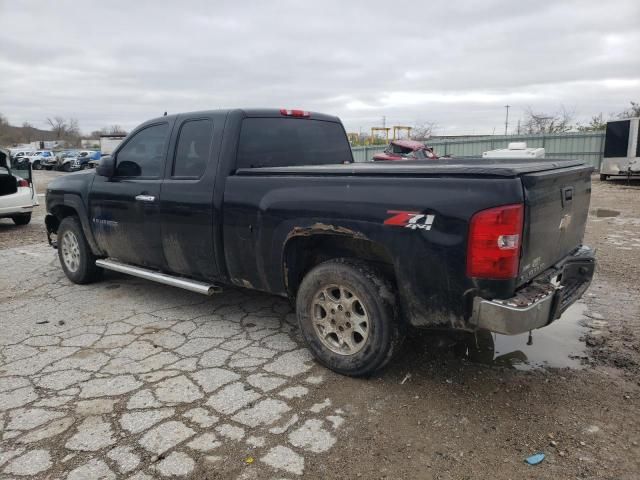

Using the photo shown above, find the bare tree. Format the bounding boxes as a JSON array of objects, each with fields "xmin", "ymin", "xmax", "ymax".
[
  {"xmin": 617, "ymin": 101, "xmax": 640, "ymax": 119},
  {"xmin": 0, "ymin": 113, "xmax": 10, "ymax": 145},
  {"xmin": 46, "ymin": 116, "xmax": 68, "ymax": 139},
  {"xmin": 107, "ymin": 125, "xmax": 127, "ymax": 135},
  {"xmin": 411, "ymin": 121, "xmax": 437, "ymax": 141},
  {"xmin": 522, "ymin": 106, "xmax": 575, "ymax": 134},
  {"xmin": 576, "ymin": 113, "xmax": 606, "ymax": 132},
  {"xmin": 21, "ymin": 122, "xmax": 35, "ymax": 142},
  {"xmin": 66, "ymin": 118, "xmax": 80, "ymax": 137},
  {"xmin": 91, "ymin": 125, "xmax": 128, "ymax": 137}
]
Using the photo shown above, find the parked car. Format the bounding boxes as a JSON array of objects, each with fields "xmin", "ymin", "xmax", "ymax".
[
  {"xmin": 373, "ymin": 139, "xmax": 438, "ymax": 161},
  {"xmin": 57, "ymin": 150, "xmax": 100, "ymax": 171},
  {"xmin": 0, "ymin": 148, "xmax": 38, "ymax": 225},
  {"xmin": 88, "ymin": 152, "xmax": 109, "ymax": 169},
  {"xmin": 10, "ymin": 149, "xmax": 35, "ymax": 160},
  {"xmin": 45, "ymin": 108, "xmax": 596, "ymax": 377},
  {"xmin": 29, "ymin": 150, "xmax": 56, "ymax": 170},
  {"xmin": 76, "ymin": 150, "xmax": 101, "ymax": 170}
]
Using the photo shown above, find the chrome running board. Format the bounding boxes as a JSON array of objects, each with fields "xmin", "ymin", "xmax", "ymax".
[{"xmin": 95, "ymin": 259, "xmax": 222, "ymax": 295}]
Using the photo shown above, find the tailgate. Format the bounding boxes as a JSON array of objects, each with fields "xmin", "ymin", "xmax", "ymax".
[{"xmin": 518, "ymin": 165, "xmax": 592, "ymax": 285}]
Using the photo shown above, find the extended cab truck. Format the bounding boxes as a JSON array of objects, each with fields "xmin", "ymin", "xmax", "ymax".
[{"xmin": 45, "ymin": 108, "xmax": 596, "ymax": 376}]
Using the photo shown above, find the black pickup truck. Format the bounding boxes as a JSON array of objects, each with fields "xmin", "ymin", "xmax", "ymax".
[{"xmin": 45, "ymin": 108, "xmax": 595, "ymax": 376}]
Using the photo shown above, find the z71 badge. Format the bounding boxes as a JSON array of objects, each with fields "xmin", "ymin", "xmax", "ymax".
[{"xmin": 384, "ymin": 211, "xmax": 435, "ymax": 231}]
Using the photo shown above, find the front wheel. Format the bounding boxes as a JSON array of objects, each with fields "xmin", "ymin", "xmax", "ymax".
[
  {"xmin": 32, "ymin": 161, "xmax": 42, "ymax": 170},
  {"xmin": 57, "ymin": 216, "xmax": 103, "ymax": 284},
  {"xmin": 62, "ymin": 163, "xmax": 71, "ymax": 172},
  {"xmin": 296, "ymin": 258, "xmax": 404, "ymax": 377}
]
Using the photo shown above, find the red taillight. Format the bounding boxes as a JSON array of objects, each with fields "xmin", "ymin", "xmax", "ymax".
[
  {"xmin": 467, "ymin": 203, "xmax": 524, "ymax": 279},
  {"xmin": 280, "ymin": 108, "xmax": 310, "ymax": 118},
  {"xmin": 17, "ymin": 178, "xmax": 29, "ymax": 188}
]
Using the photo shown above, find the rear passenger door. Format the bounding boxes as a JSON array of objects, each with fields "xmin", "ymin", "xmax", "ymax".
[{"xmin": 159, "ymin": 113, "xmax": 223, "ymax": 281}]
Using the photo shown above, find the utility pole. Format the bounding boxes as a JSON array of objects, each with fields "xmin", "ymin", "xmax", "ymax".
[
  {"xmin": 516, "ymin": 119, "xmax": 521, "ymax": 135},
  {"xmin": 504, "ymin": 105, "xmax": 510, "ymax": 136},
  {"xmin": 382, "ymin": 116, "xmax": 386, "ymax": 128}
]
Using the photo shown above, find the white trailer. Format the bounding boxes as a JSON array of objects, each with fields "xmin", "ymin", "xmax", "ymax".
[
  {"xmin": 600, "ymin": 117, "xmax": 640, "ymax": 180},
  {"xmin": 100, "ymin": 134, "xmax": 126, "ymax": 155}
]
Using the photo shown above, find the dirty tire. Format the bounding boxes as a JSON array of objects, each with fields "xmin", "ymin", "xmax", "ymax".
[
  {"xmin": 63, "ymin": 162, "xmax": 71, "ymax": 172},
  {"xmin": 57, "ymin": 216, "xmax": 103, "ymax": 284},
  {"xmin": 12, "ymin": 213, "xmax": 31, "ymax": 225},
  {"xmin": 296, "ymin": 258, "xmax": 404, "ymax": 377}
]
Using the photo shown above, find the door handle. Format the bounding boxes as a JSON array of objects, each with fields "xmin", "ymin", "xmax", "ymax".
[{"xmin": 135, "ymin": 194, "xmax": 156, "ymax": 203}]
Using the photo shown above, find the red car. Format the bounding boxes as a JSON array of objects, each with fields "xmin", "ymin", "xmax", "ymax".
[{"xmin": 373, "ymin": 139, "xmax": 438, "ymax": 161}]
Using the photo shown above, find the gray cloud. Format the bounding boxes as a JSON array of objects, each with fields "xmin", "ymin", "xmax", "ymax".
[{"xmin": 1, "ymin": 0, "xmax": 638, "ymax": 135}]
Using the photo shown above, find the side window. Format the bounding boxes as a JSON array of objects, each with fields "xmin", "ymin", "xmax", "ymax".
[
  {"xmin": 115, "ymin": 123, "xmax": 169, "ymax": 177},
  {"xmin": 172, "ymin": 119, "xmax": 212, "ymax": 177}
]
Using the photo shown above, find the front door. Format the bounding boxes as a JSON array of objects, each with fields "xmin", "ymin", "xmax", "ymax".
[{"xmin": 90, "ymin": 121, "xmax": 172, "ymax": 269}]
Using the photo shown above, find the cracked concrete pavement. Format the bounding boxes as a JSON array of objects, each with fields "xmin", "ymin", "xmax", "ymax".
[{"xmin": 0, "ymin": 244, "xmax": 343, "ymax": 479}]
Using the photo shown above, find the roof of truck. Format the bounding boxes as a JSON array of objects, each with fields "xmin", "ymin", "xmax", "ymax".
[
  {"xmin": 143, "ymin": 109, "xmax": 342, "ymax": 125},
  {"xmin": 237, "ymin": 158, "xmax": 590, "ymax": 178}
]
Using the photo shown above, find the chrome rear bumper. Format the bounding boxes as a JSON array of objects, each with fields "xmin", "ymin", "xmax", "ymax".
[{"xmin": 470, "ymin": 246, "xmax": 595, "ymax": 335}]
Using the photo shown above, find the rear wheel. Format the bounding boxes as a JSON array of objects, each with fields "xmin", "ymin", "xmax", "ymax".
[
  {"xmin": 57, "ymin": 216, "xmax": 103, "ymax": 284},
  {"xmin": 12, "ymin": 213, "xmax": 31, "ymax": 225},
  {"xmin": 32, "ymin": 161, "xmax": 42, "ymax": 170},
  {"xmin": 296, "ymin": 258, "xmax": 404, "ymax": 377}
]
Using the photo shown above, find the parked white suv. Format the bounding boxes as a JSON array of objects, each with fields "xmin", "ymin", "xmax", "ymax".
[
  {"xmin": 0, "ymin": 148, "xmax": 38, "ymax": 225},
  {"xmin": 30, "ymin": 150, "xmax": 55, "ymax": 170}
]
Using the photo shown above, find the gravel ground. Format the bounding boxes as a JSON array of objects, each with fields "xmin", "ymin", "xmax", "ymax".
[{"xmin": 0, "ymin": 172, "xmax": 638, "ymax": 479}]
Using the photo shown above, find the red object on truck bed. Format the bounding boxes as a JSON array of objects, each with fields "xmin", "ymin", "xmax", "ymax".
[{"xmin": 373, "ymin": 139, "xmax": 438, "ymax": 161}]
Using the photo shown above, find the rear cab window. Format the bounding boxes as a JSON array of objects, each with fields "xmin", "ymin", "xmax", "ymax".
[{"xmin": 237, "ymin": 117, "xmax": 352, "ymax": 168}]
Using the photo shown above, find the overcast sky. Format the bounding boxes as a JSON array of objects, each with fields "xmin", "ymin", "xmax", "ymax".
[{"xmin": 1, "ymin": 0, "xmax": 639, "ymax": 136}]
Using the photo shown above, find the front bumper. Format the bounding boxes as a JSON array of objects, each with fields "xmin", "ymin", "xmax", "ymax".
[{"xmin": 470, "ymin": 246, "xmax": 595, "ymax": 335}]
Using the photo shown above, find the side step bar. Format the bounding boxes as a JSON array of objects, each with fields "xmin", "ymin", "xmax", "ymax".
[{"xmin": 95, "ymin": 259, "xmax": 222, "ymax": 296}]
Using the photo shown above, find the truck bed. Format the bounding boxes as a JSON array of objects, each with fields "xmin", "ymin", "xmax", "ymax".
[{"xmin": 236, "ymin": 158, "xmax": 587, "ymax": 178}]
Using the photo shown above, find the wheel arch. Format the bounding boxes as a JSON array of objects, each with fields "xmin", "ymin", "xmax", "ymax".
[
  {"xmin": 282, "ymin": 232, "xmax": 396, "ymax": 299},
  {"xmin": 47, "ymin": 195, "xmax": 103, "ymax": 256}
]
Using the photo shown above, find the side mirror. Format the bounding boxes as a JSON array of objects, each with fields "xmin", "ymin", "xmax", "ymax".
[{"xmin": 96, "ymin": 155, "xmax": 115, "ymax": 177}]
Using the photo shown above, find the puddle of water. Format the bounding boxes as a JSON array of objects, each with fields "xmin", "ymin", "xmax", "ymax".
[
  {"xmin": 590, "ymin": 208, "xmax": 620, "ymax": 218},
  {"xmin": 462, "ymin": 303, "xmax": 589, "ymax": 371}
]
